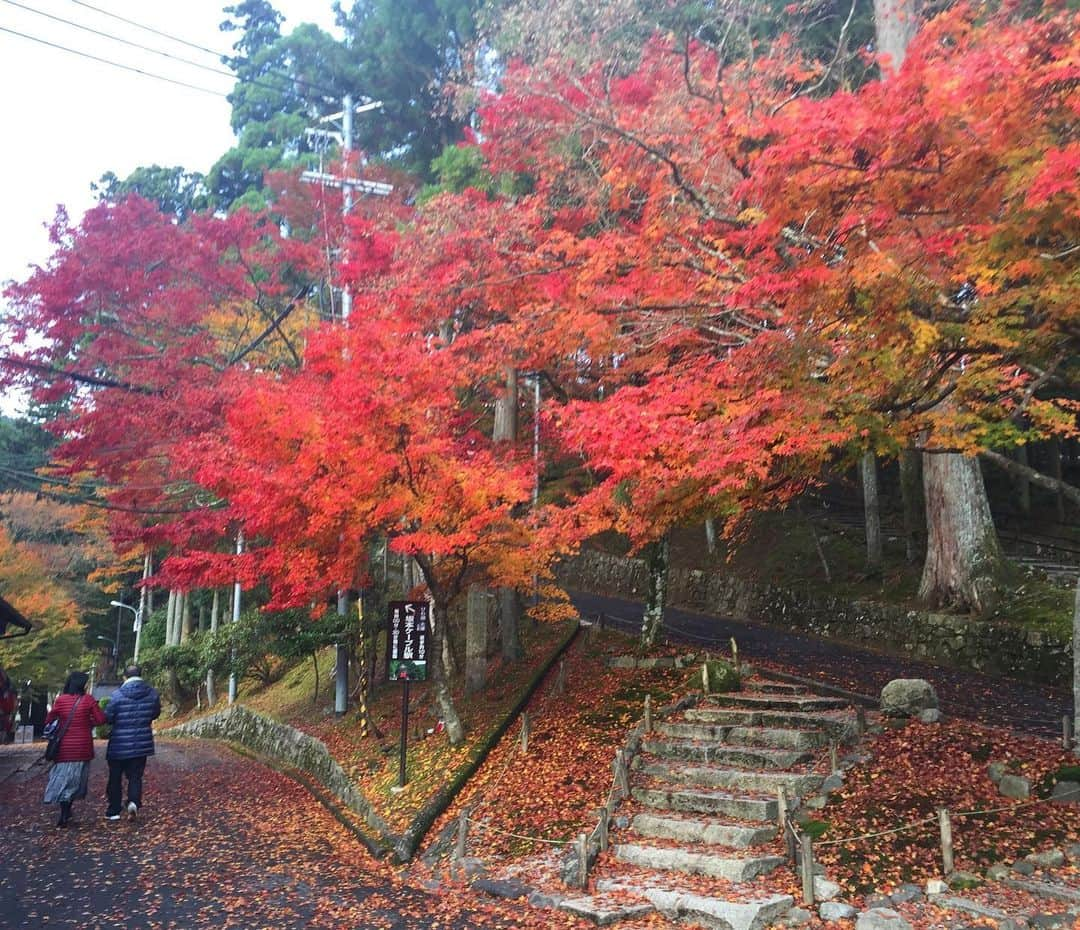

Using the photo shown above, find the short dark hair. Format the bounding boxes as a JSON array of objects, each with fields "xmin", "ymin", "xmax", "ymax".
[
  {"xmin": 63, "ymin": 671, "xmax": 89, "ymax": 695},
  {"xmin": 124, "ymin": 664, "xmax": 142, "ymax": 679}
]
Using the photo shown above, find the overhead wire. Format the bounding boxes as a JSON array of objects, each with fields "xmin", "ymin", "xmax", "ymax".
[
  {"xmin": 3, "ymin": 0, "xmax": 341, "ymax": 102},
  {"xmin": 0, "ymin": 25, "xmax": 227, "ymax": 96},
  {"xmin": 65, "ymin": 0, "xmax": 346, "ymax": 100}
]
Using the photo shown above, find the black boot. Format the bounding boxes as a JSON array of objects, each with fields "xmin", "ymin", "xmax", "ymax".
[{"xmin": 57, "ymin": 801, "xmax": 72, "ymax": 827}]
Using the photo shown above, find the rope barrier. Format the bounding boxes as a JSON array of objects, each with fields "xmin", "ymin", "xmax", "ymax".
[{"xmin": 466, "ymin": 816, "xmax": 573, "ymax": 846}]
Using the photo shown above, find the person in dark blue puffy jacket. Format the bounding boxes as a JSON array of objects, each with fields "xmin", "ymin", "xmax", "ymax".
[{"xmin": 104, "ymin": 664, "xmax": 161, "ymax": 821}]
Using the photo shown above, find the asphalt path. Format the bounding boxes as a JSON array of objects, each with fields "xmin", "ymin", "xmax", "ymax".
[
  {"xmin": 0, "ymin": 740, "xmax": 533, "ymax": 930},
  {"xmin": 569, "ymin": 590, "xmax": 1071, "ymax": 737}
]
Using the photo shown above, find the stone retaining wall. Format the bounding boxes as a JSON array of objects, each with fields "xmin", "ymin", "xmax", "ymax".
[
  {"xmin": 561, "ymin": 550, "xmax": 1071, "ymax": 687},
  {"xmin": 166, "ymin": 705, "xmax": 392, "ymax": 851}
]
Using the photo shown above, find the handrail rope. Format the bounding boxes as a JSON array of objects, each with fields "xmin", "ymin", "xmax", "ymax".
[
  {"xmin": 814, "ymin": 815, "xmax": 938, "ymax": 846},
  {"xmin": 465, "ymin": 815, "xmax": 573, "ymax": 846},
  {"xmin": 807, "ymin": 795, "xmax": 1055, "ymax": 848},
  {"xmin": 470, "ymin": 634, "xmax": 582, "ymax": 817}
]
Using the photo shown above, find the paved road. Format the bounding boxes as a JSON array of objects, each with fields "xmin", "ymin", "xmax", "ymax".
[
  {"xmin": 570, "ymin": 590, "xmax": 1070, "ymax": 736},
  {"xmin": 0, "ymin": 739, "xmax": 554, "ymax": 930}
]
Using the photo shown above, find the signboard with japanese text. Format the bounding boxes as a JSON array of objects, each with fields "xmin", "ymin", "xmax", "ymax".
[{"xmin": 386, "ymin": 601, "xmax": 429, "ymax": 682}]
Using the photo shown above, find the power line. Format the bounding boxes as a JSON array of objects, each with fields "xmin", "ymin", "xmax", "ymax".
[
  {"xmin": 6, "ymin": 0, "xmax": 338, "ymax": 103},
  {"xmin": 66, "ymin": 0, "xmax": 345, "ymax": 100},
  {"xmin": 4, "ymin": 0, "xmax": 238, "ymax": 81},
  {"xmin": 0, "ymin": 25, "xmax": 227, "ymax": 96}
]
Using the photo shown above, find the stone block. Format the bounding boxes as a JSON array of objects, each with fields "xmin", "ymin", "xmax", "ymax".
[
  {"xmin": 780, "ymin": 907, "xmax": 814, "ymax": 926},
  {"xmin": 1051, "ymin": 782, "xmax": 1080, "ymax": 803},
  {"xmin": 820, "ymin": 902, "xmax": 858, "ymax": 921},
  {"xmin": 987, "ymin": 762, "xmax": 1006, "ymax": 785},
  {"xmin": 813, "ymin": 876, "xmax": 842, "ymax": 901},
  {"xmin": 918, "ymin": 709, "xmax": 942, "ymax": 724},
  {"xmin": 1028, "ymin": 848, "xmax": 1066, "ymax": 869},
  {"xmin": 855, "ymin": 907, "xmax": 914, "ymax": 930},
  {"xmin": 986, "ymin": 863, "xmax": 1011, "ymax": 881},
  {"xmin": 998, "ymin": 774, "xmax": 1031, "ymax": 799},
  {"xmin": 880, "ymin": 679, "xmax": 939, "ymax": 718},
  {"xmin": 926, "ymin": 879, "xmax": 949, "ymax": 895},
  {"xmin": 472, "ymin": 878, "xmax": 531, "ymax": 899},
  {"xmin": 1012, "ymin": 859, "xmax": 1037, "ymax": 876},
  {"xmin": 888, "ymin": 885, "xmax": 923, "ymax": 904}
]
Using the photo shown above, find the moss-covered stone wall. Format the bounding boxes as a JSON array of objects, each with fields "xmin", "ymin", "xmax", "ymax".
[{"xmin": 561, "ymin": 550, "xmax": 1071, "ymax": 687}]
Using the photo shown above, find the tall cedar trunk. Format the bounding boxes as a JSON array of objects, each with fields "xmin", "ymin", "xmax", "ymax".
[
  {"xmin": 900, "ymin": 449, "xmax": 924, "ymax": 564},
  {"xmin": 498, "ymin": 587, "xmax": 524, "ymax": 661},
  {"xmin": 861, "ymin": 452, "xmax": 883, "ymax": 572},
  {"xmin": 873, "ymin": 0, "xmax": 1004, "ymax": 612},
  {"xmin": 465, "ymin": 587, "xmax": 487, "ymax": 695},
  {"xmin": 641, "ymin": 536, "xmax": 670, "ymax": 648},
  {"xmin": 1012, "ymin": 445, "xmax": 1031, "ymax": 515},
  {"xmin": 873, "ymin": 0, "xmax": 921, "ymax": 75},
  {"xmin": 1073, "ymin": 578, "xmax": 1079, "ymax": 758},
  {"xmin": 165, "ymin": 589, "xmax": 177, "ymax": 646},
  {"xmin": 1051, "ymin": 439, "xmax": 1067, "ymax": 522},
  {"xmin": 206, "ymin": 588, "xmax": 219, "ymax": 707},
  {"xmin": 918, "ymin": 454, "xmax": 1003, "ymax": 614},
  {"xmin": 431, "ymin": 601, "xmax": 465, "ymax": 745},
  {"xmin": 493, "ymin": 366, "xmax": 525, "ymax": 661},
  {"xmin": 704, "ymin": 518, "xmax": 717, "ymax": 556}
]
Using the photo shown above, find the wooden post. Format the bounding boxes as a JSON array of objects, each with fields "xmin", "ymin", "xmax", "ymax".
[
  {"xmin": 520, "ymin": 712, "xmax": 530, "ymax": 753},
  {"xmin": 597, "ymin": 612, "xmax": 606, "ymax": 631},
  {"xmin": 938, "ymin": 808, "xmax": 954, "ymax": 875},
  {"xmin": 456, "ymin": 811, "xmax": 468, "ymax": 861},
  {"xmin": 643, "ymin": 694, "xmax": 653, "ymax": 733},
  {"xmin": 702, "ymin": 661, "xmax": 711, "ymax": 695},
  {"xmin": 800, "ymin": 833, "xmax": 815, "ymax": 905},
  {"xmin": 1063, "ymin": 715, "xmax": 1073, "ymax": 751},
  {"xmin": 576, "ymin": 833, "xmax": 589, "ymax": 888},
  {"xmin": 777, "ymin": 786, "xmax": 788, "ymax": 839},
  {"xmin": 614, "ymin": 749, "xmax": 630, "ymax": 798},
  {"xmin": 597, "ymin": 807, "xmax": 610, "ymax": 851},
  {"xmin": 730, "ymin": 637, "xmax": 739, "ymax": 669},
  {"xmin": 555, "ymin": 659, "xmax": 566, "ymax": 696},
  {"xmin": 829, "ymin": 741, "xmax": 839, "ymax": 774},
  {"xmin": 856, "ymin": 705, "xmax": 867, "ymax": 736}
]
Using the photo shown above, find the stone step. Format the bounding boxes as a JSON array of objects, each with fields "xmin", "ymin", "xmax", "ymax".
[
  {"xmin": 684, "ymin": 707, "xmax": 855, "ymax": 741},
  {"xmin": 704, "ymin": 693, "xmax": 850, "ymax": 712},
  {"xmin": 631, "ymin": 812, "xmax": 776, "ymax": 848},
  {"xmin": 597, "ymin": 881, "xmax": 794, "ymax": 930},
  {"xmin": 637, "ymin": 759, "xmax": 824, "ymax": 796},
  {"xmin": 641, "ymin": 737, "xmax": 810, "ymax": 769},
  {"xmin": 613, "ymin": 842, "xmax": 785, "ymax": 881},
  {"xmin": 558, "ymin": 895, "xmax": 655, "ymax": 926},
  {"xmin": 1002, "ymin": 878, "xmax": 1080, "ymax": 904},
  {"xmin": 632, "ymin": 786, "xmax": 778, "ymax": 821},
  {"xmin": 753, "ymin": 682, "xmax": 808, "ymax": 695},
  {"xmin": 727, "ymin": 726, "xmax": 831, "ymax": 751}
]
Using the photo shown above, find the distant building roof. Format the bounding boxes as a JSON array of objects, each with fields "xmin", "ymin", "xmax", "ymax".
[{"xmin": 0, "ymin": 595, "xmax": 32, "ymax": 638}]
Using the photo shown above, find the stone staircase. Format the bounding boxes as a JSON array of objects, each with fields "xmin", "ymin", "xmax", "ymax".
[{"xmin": 558, "ymin": 679, "xmax": 860, "ymax": 929}]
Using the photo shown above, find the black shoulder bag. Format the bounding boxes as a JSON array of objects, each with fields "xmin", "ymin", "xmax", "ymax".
[{"xmin": 43, "ymin": 695, "xmax": 84, "ymax": 763}]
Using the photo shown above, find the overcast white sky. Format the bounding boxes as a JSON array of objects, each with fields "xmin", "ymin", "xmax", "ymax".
[{"xmin": 0, "ymin": 0, "xmax": 338, "ymax": 289}]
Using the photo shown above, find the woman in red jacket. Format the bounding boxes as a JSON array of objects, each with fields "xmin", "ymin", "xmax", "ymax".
[{"xmin": 43, "ymin": 671, "xmax": 106, "ymax": 827}]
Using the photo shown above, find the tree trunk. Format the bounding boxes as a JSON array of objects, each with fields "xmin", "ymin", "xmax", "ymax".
[
  {"xmin": 900, "ymin": 449, "xmax": 923, "ymax": 564},
  {"xmin": 1051, "ymin": 439, "xmax": 1067, "ymax": 522},
  {"xmin": 1073, "ymin": 578, "xmax": 1079, "ymax": 758},
  {"xmin": 1012, "ymin": 445, "xmax": 1031, "ymax": 515},
  {"xmin": 861, "ymin": 451, "xmax": 883, "ymax": 572},
  {"xmin": 465, "ymin": 587, "xmax": 488, "ymax": 695},
  {"xmin": 431, "ymin": 601, "xmax": 465, "ymax": 745},
  {"xmin": 165, "ymin": 589, "xmax": 177, "ymax": 647},
  {"xmin": 206, "ymin": 588, "xmax": 220, "ymax": 707},
  {"xmin": 311, "ymin": 651, "xmax": 320, "ymax": 704},
  {"xmin": 873, "ymin": 0, "xmax": 921, "ymax": 75},
  {"xmin": 641, "ymin": 536, "xmax": 670, "ymax": 648},
  {"xmin": 498, "ymin": 587, "xmax": 524, "ymax": 661},
  {"xmin": 918, "ymin": 453, "xmax": 1003, "ymax": 615},
  {"xmin": 180, "ymin": 590, "xmax": 192, "ymax": 644},
  {"xmin": 705, "ymin": 518, "xmax": 717, "ymax": 557},
  {"xmin": 493, "ymin": 366, "xmax": 518, "ymax": 443}
]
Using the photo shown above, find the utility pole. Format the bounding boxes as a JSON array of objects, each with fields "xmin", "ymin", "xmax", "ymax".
[{"xmin": 301, "ymin": 95, "xmax": 390, "ymax": 716}]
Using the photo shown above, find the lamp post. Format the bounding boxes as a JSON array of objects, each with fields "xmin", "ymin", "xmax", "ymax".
[{"xmin": 109, "ymin": 601, "xmax": 139, "ymax": 670}]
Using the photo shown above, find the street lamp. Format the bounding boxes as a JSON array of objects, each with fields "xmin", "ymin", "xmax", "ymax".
[{"xmin": 109, "ymin": 601, "xmax": 139, "ymax": 670}]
